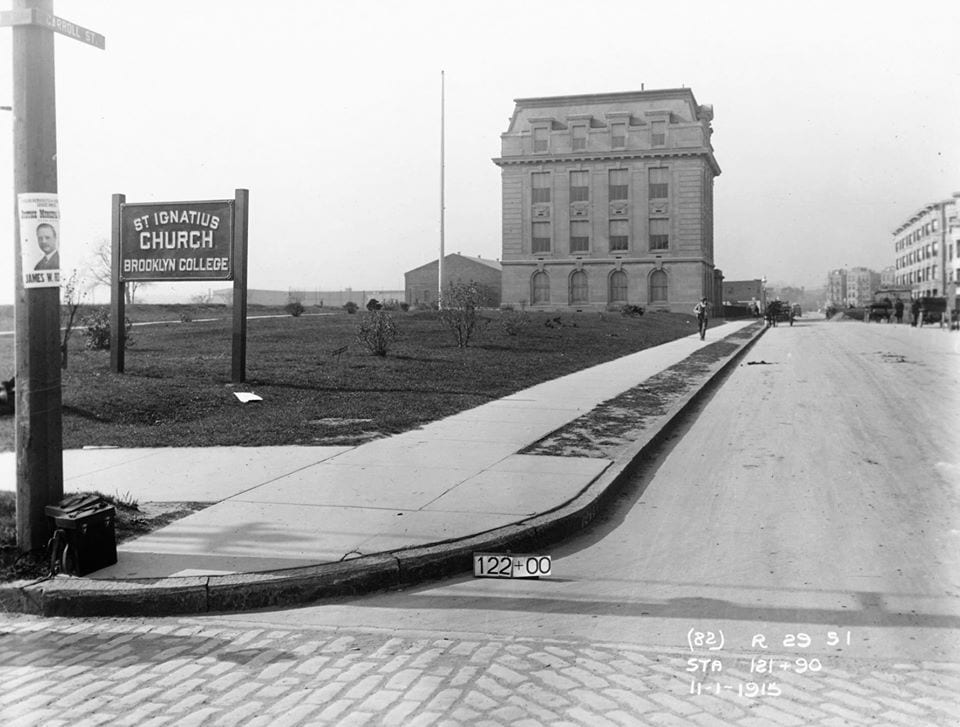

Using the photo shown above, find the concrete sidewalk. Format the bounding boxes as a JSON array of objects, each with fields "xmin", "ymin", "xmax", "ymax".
[{"xmin": 1, "ymin": 319, "xmax": 763, "ymax": 615}]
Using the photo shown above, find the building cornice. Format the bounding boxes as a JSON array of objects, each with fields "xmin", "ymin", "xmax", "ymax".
[
  {"xmin": 891, "ymin": 195, "xmax": 959, "ymax": 235},
  {"xmin": 492, "ymin": 148, "xmax": 721, "ymax": 176},
  {"xmin": 513, "ymin": 88, "xmax": 699, "ymax": 109}
]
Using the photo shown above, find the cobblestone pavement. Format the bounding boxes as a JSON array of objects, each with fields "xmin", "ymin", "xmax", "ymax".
[{"xmin": 2, "ymin": 614, "xmax": 959, "ymax": 726}]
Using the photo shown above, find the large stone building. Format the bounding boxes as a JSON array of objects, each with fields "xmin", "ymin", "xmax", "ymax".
[
  {"xmin": 404, "ymin": 253, "xmax": 502, "ymax": 307},
  {"xmin": 492, "ymin": 88, "xmax": 721, "ymax": 312},
  {"xmin": 892, "ymin": 193, "xmax": 960, "ymax": 300}
]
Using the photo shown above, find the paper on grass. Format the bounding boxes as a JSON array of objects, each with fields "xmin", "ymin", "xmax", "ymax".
[{"xmin": 234, "ymin": 392, "xmax": 263, "ymax": 403}]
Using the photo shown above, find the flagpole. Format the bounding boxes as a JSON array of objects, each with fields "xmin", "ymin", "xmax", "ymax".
[{"xmin": 438, "ymin": 70, "xmax": 445, "ymax": 309}]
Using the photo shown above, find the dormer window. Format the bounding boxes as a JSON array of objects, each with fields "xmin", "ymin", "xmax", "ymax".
[
  {"xmin": 651, "ymin": 120, "xmax": 666, "ymax": 147},
  {"xmin": 611, "ymin": 122, "xmax": 626, "ymax": 148},
  {"xmin": 572, "ymin": 125, "xmax": 587, "ymax": 150},
  {"xmin": 533, "ymin": 126, "xmax": 549, "ymax": 153}
]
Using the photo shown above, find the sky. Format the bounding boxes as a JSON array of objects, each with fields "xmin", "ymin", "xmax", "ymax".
[{"xmin": 0, "ymin": 0, "xmax": 958, "ymax": 304}]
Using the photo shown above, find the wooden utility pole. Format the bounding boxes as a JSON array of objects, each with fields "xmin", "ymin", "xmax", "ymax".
[
  {"xmin": 3, "ymin": 0, "xmax": 104, "ymax": 551},
  {"xmin": 12, "ymin": 0, "xmax": 62, "ymax": 551}
]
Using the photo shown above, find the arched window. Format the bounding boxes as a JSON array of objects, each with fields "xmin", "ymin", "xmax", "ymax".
[
  {"xmin": 609, "ymin": 270, "xmax": 628, "ymax": 303},
  {"xmin": 650, "ymin": 269, "xmax": 668, "ymax": 303},
  {"xmin": 570, "ymin": 270, "xmax": 588, "ymax": 304},
  {"xmin": 532, "ymin": 271, "xmax": 550, "ymax": 304}
]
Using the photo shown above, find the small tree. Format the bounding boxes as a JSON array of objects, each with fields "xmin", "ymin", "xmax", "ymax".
[
  {"xmin": 343, "ymin": 301, "xmax": 359, "ymax": 314},
  {"xmin": 438, "ymin": 281, "xmax": 491, "ymax": 348},
  {"xmin": 60, "ymin": 269, "xmax": 87, "ymax": 369},
  {"xmin": 89, "ymin": 239, "xmax": 149, "ymax": 304},
  {"xmin": 356, "ymin": 309, "xmax": 398, "ymax": 356},
  {"xmin": 83, "ymin": 308, "xmax": 133, "ymax": 351}
]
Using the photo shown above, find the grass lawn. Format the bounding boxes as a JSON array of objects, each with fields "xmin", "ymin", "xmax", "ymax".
[{"xmin": 0, "ymin": 304, "xmax": 709, "ymax": 451}]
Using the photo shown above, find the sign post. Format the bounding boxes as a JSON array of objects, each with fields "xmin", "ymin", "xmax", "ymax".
[
  {"xmin": 231, "ymin": 189, "xmax": 249, "ymax": 383},
  {"xmin": 3, "ymin": 0, "xmax": 104, "ymax": 551}
]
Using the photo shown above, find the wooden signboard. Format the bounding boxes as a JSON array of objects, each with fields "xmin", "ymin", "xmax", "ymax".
[{"xmin": 111, "ymin": 190, "xmax": 249, "ymax": 382}]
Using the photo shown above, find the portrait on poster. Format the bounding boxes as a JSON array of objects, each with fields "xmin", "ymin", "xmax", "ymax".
[{"xmin": 18, "ymin": 193, "xmax": 61, "ymax": 288}]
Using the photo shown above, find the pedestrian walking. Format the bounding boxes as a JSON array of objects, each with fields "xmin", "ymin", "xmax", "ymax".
[
  {"xmin": 694, "ymin": 297, "xmax": 709, "ymax": 340},
  {"xmin": 894, "ymin": 298, "xmax": 904, "ymax": 324},
  {"xmin": 910, "ymin": 298, "xmax": 921, "ymax": 327}
]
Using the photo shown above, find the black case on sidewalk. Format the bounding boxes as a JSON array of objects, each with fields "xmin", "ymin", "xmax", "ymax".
[{"xmin": 45, "ymin": 494, "xmax": 118, "ymax": 575}]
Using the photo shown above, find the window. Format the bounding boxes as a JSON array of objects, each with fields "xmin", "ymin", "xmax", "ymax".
[
  {"xmin": 611, "ymin": 122, "xmax": 626, "ymax": 148},
  {"xmin": 610, "ymin": 270, "xmax": 628, "ymax": 303},
  {"xmin": 932, "ymin": 218, "xmax": 939, "ymax": 232},
  {"xmin": 532, "ymin": 221, "xmax": 551, "ymax": 253},
  {"xmin": 609, "ymin": 169, "xmax": 628, "ymax": 201},
  {"xmin": 650, "ymin": 269, "xmax": 668, "ymax": 302},
  {"xmin": 570, "ymin": 170, "xmax": 589, "ymax": 202},
  {"xmin": 533, "ymin": 126, "xmax": 548, "ymax": 153},
  {"xmin": 649, "ymin": 218, "xmax": 669, "ymax": 250},
  {"xmin": 572, "ymin": 125, "xmax": 587, "ymax": 151},
  {"xmin": 532, "ymin": 271, "xmax": 550, "ymax": 303},
  {"xmin": 570, "ymin": 220, "xmax": 590, "ymax": 253},
  {"xmin": 609, "ymin": 219, "xmax": 629, "ymax": 251},
  {"xmin": 531, "ymin": 172, "xmax": 551, "ymax": 204},
  {"xmin": 649, "ymin": 167, "xmax": 669, "ymax": 199},
  {"xmin": 570, "ymin": 270, "xmax": 588, "ymax": 304},
  {"xmin": 651, "ymin": 120, "xmax": 666, "ymax": 146},
  {"xmin": 932, "ymin": 241, "xmax": 938, "ymax": 254}
]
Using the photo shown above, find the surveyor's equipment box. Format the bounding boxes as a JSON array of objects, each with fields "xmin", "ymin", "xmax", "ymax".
[{"xmin": 45, "ymin": 494, "xmax": 117, "ymax": 575}]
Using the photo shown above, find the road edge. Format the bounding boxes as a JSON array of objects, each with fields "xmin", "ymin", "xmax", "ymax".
[{"xmin": 0, "ymin": 321, "xmax": 768, "ymax": 617}]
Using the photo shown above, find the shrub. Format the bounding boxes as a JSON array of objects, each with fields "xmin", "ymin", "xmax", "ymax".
[
  {"xmin": 285, "ymin": 300, "xmax": 305, "ymax": 317},
  {"xmin": 500, "ymin": 309, "xmax": 530, "ymax": 336},
  {"xmin": 438, "ymin": 281, "xmax": 491, "ymax": 348},
  {"xmin": 83, "ymin": 309, "xmax": 133, "ymax": 350},
  {"xmin": 356, "ymin": 310, "xmax": 398, "ymax": 356},
  {"xmin": 620, "ymin": 304, "xmax": 645, "ymax": 317},
  {"xmin": 399, "ymin": 302, "xmax": 410, "ymax": 312},
  {"xmin": 366, "ymin": 298, "xmax": 382, "ymax": 311},
  {"xmin": 343, "ymin": 301, "xmax": 359, "ymax": 314}
]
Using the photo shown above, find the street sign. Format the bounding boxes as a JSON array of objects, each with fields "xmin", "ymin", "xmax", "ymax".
[{"xmin": 0, "ymin": 8, "xmax": 105, "ymax": 49}]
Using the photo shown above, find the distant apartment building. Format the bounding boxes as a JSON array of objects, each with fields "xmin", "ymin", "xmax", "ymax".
[
  {"xmin": 892, "ymin": 193, "xmax": 960, "ymax": 299},
  {"xmin": 493, "ymin": 88, "xmax": 721, "ymax": 312},
  {"xmin": 404, "ymin": 253, "xmax": 502, "ymax": 307},
  {"xmin": 845, "ymin": 267, "xmax": 881, "ymax": 307},
  {"xmin": 879, "ymin": 266, "xmax": 896, "ymax": 288},
  {"xmin": 826, "ymin": 269, "xmax": 846, "ymax": 307}
]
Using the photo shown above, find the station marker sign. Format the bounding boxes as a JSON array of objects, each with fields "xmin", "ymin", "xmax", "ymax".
[{"xmin": 473, "ymin": 552, "xmax": 552, "ymax": 579}]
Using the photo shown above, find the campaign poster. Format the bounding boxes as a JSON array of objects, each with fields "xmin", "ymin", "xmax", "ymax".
[{"xmin": 19, "ymin": 193, "xmax": 61, "ymax": 288}]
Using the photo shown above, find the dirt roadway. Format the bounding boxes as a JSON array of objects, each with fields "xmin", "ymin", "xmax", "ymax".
[{"xmin": 232, "ymin": 317, "xmax": 960, "ymax": 664}]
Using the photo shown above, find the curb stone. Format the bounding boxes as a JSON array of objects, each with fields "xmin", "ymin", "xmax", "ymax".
[{"xmin": 1, "ymin": 321, "xmax": 767, "ymax": 617}]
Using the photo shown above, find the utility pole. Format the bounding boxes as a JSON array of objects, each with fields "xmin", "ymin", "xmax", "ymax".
[
  {"xmin": 12, "ymin": 0, "xmax": 61, "ymax": 551},
  {"xmin": 3, "ymin": 0, "xmax": 104, "ymax": 551}
]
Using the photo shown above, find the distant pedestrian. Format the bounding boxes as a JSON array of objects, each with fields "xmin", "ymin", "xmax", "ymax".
[
  {"xmin": 910, "ymin": 298, "xmax": 920, "ymax": 327},
  {"xmin": 894, "ymin": 298, "xmax": 904, "ymax": 324},
  {"xmin": 694, "ymin": 297, "xmax": 709, "ymax": 340}
]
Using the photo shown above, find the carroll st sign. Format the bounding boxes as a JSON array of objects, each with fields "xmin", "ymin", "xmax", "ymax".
[{"xmin": 120, "ymin": 200, "xmax": 234, "ymax": 281}]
